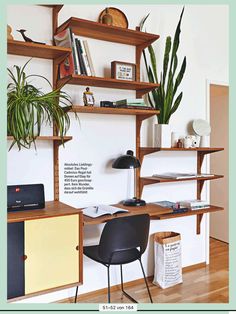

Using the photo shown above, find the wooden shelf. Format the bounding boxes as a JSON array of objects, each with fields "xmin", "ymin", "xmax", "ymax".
[
  {"xmin": 56, "ymin": 17, "xmax": 160, "ymax": 48},
  {"xmin": 8, "ymin": 40, "xmax": 71, "ymax": 60},
  {"xmin": 57, "ymin": 74, "xmax": 159, "ymax": 95},
  {"xmin": 157, "ymin": 205, "xmax": 224, "ymax": 235},
  {"xmin": 7, "ymin": 136, "xmax": 72, "ymax": 146},
  {"xmin": 140, "ymin": 174, "xmax": 223, "ymax": 186},
  {"xmin": 8, "ymin": 201, "xmax": 81, "ymax": 223},
  {"xmin": 70, "ymin": 105, "xmax": 159, "ymax": 119},
  {"xmin": 139, "ymin": 147, "xmax": 224, "ymax": 163},
  {"xmin": 158, "ymin": 205, "xmax": 223, "ymax": 220}
]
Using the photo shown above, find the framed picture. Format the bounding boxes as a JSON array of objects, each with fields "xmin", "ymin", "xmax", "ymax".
[
  {"xmin": 111, "ymin": 61, "xmax": 136, "ymax": 81},
  {"xmin": 83, "ymin": 87, "xmax": 95, "ymax": 106}
]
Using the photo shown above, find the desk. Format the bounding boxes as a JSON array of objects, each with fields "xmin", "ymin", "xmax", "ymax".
[
  {"xmin": 7, "ymin": 201, "xmax": 223, "ymax": 301},
  {"xmin": 82, "ymin": 203, "xmax": 173, "ymax": 225},
  {"xmin": 82, "ymin": 203, "xmax": 224, "ymax": 235}
]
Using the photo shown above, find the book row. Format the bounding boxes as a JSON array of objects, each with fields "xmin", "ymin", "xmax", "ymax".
[{"xmin": 54, "ymin": 28, "xmax": 95, "ymax": 78}]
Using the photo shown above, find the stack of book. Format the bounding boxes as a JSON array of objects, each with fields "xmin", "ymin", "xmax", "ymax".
[
  {"xmin": 177, "ymin": 199, "xmax": 209, "ymax": 210},
  {"xmin": 54, "ymin": 28, "xmax": 95, "ymax": 78},
  {"xmin": 115, "ymin": 99, "xmax": 152, "ymax": 110},
  {"xmin": 155, "ymin": 201, "xmax": 189, "ymax": 214}
]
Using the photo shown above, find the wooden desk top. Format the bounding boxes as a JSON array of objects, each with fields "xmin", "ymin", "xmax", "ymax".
[
  {"xmin": 8, "ymin": 201, "xmax": 81, "ymax": 223},
  {"xmin": 82, "ymin": 203, "xmax": 173, "ymax": 225}
]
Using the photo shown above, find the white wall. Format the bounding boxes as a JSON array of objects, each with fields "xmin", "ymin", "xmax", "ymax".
[{"xmin": 7, "ymin": 4, "xmax": 228, "ymax": 303}]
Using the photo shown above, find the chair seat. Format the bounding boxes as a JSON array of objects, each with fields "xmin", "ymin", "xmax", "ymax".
[{"xmin": 84, "ymin": 245, "xmax": 141, "ymax": 265}]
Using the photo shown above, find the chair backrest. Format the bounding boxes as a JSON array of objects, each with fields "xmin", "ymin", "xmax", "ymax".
[{"xmin": 98, "ymin": 214, "xmax": 150, "ymax": 262}]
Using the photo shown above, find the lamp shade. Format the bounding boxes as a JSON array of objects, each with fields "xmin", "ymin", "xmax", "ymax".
[{"xmin": 112, "ymin": 150, "xmax": 141, "ymax": 169}]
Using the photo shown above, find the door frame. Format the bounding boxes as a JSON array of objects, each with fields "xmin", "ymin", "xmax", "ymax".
[{"xmin": 205, "ymin": 79, "xmax": 229, "ymax": 262}]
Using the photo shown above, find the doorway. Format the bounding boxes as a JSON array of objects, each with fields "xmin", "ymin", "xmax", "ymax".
[{"xmin": 209, "ymin": 84, "xmax": 229, "ymax": 243}]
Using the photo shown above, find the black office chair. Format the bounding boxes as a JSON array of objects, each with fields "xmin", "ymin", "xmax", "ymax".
[{"xmin": 74, "ymin": 214, "xmax": 153, "ymax": 303}]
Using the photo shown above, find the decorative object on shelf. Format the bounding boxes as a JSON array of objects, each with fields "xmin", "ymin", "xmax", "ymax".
[
  {"xmin": 176, "ymin": 139, "xmax": 183, "ymax": 148},
  {"xmin": 183, "ymin": 136, "xmax": 193, "ymax": 149},
  {"xmin": 98, "ymin": 7, "xmax": 128, "ymax": 28},
  {"xmin": 17, "ymin": 29, "xmax": 46, "ymax": 45},
  {"xmin": 154, "ymin": 124, "xmax": 171, "ymax": 148},
  {"xmin": 192, "ymin": 119, "xmax": 211, "ymax": 147},
  {"xmin": 7, "ymin": 25, "xmax": 14, "ymax": 40},
  {"xmin": 99, "ymin": 7, "xmax": 113, "ymax": 26},
  {"xmin": 83, "ymin": 87, "xmax": 95, "ymax": 106},
  {"xmin": 140, "ymin": 8, "xmax": 186, "ymax": 147},
  {"xmin": 7, "ymin": 60, "xmax": 73, "ymax": 150},
  {"xmin": 111, "ymin": 61, "xmax": 136, "ymax": 81},
  {"xmin": 171, "ymin": 132, "xmax": 179, "ymax": 148},
  {"xmin": 100, "ymin": 101, "xmax": 116, "ymax": 108},
  {"xmin": 112, "ymin": 150, "xmax": 146, "ymax": 206}
]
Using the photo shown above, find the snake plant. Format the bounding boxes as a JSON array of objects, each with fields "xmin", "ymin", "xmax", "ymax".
[
  {"xmin": 7, "ymin": 60, "xmax": 73, "ymax": 150},
  {"xmin": 140, "ymin": 7, "xmax": 186, "ymax": 124}
]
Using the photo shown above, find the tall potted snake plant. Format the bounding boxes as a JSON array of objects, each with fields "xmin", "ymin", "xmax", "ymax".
[
  {"xmin": 7, "ymin": 60, "xmax": 73, "ymax": 150},
  {"xmin": 140, "ymin": 7, "xmax": 186, "ymax": 147}
]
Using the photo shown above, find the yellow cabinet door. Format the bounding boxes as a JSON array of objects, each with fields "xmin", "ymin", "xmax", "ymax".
[{"xmin": 25, "ymin": 215, "xmax": 79, "ymax": 294}]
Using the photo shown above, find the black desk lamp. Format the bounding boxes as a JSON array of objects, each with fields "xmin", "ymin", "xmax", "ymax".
[{"xmin": 112, "ymin": 150, "xmax": 146, "ymax": 206}]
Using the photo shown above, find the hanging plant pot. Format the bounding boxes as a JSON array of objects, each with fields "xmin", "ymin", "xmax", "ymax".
[{"xmin": 154, "ymin": 124, "xmax": 171, "ymax": 148}]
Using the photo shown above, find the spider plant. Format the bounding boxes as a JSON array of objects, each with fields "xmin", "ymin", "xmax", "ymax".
[
  {"xmin": 8, "ymin": 60, "xmax": 73, "ymax": 150},
  {"xmin": 140, "ymin": 7, "xmax": 186, "ymax": 124}
]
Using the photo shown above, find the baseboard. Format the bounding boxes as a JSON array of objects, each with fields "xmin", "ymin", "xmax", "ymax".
[{"xmin": 56, "ymin": 262, "xmax": 206, "ymax": 303}]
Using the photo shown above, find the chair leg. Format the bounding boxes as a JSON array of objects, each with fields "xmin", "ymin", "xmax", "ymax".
[
  {"xmin": 120, "ymin": 265, "xmax": 138, "ymax": 303},
  {"xmin": 138, "ymin": 259, "xmax": 153, "ymax": 303},
  {"xmin": 107, "ymin": 265, "xmax": 111, "ymax": 303},
  {"xmin": 74, "ymin": 286, "xmax": 78, "ymax": 303}
]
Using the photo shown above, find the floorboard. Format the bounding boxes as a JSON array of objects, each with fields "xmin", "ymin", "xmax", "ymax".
[{"xmin": 59, "ymin": 238, "xmax": 228, "ymax": 303}]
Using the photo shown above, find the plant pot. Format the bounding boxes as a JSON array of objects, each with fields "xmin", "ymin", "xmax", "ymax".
[{"xmin": 154, "ymin": 124, "xmax": 171, "ymax": 148}]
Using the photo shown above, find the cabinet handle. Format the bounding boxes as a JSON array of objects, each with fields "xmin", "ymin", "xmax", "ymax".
[
  {"xmin": 76, "ymin": 245, "xmax": 79, "ymax": 251},
  {"xmin": 22, "ymin": 255, "xmax": 27, "ymax": 261}
]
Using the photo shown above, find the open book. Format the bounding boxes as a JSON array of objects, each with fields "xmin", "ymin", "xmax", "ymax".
[{"xmin": 82, "ymin": 205, "xmax": 129, "ymax": 218}]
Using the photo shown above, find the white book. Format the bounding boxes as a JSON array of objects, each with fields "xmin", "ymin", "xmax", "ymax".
[
  {"xmin": 83, "ymin": 40, "xmax": 96, "ymax": 76},
  {"xmin": 80, "ymin": 40, "xmax": 92, "ymax": 76},
  {"xmin": 82, "ymin": 205, "xmax": 129, "ymax": 218},
  {"xmin": 179, "ymin": 199, "xmax": 209, "ymax": 207}
]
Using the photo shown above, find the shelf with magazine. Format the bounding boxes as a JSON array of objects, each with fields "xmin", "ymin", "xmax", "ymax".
[{"xmin": 137, "ymin": 147, "xmax": 224, "ymax": 234}]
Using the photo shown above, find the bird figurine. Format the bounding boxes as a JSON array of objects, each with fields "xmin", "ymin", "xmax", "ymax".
[{"xmin": 17, "ymin": 29, "xmax": 46, "ymax": 45}]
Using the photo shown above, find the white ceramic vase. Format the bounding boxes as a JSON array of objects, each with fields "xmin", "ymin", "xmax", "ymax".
[{"xmin": 154, "ymin": 124, "xmax": 171, "ymax": 148}]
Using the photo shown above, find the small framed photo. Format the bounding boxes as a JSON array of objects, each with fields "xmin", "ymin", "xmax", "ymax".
[
  {"xmin": 83, "ymin": 87, "xmax": 95, "ymax": 106},
  {"xmin": 111, "ymin": 61, "xmax": 136, "ymax": 81}
]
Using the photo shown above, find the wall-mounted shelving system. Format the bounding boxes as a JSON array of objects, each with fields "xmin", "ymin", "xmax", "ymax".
[{"xmin": 7, "ymin": 3, "xmax": 225, "ymax": 300}]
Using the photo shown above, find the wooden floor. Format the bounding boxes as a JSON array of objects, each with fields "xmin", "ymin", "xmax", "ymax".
[{"xmin": 61, "ymin": 238, "xmax": 228, "ymax": 303}]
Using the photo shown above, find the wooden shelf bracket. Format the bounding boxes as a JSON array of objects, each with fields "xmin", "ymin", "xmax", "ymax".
[{"xmin": 196, "ymin": 213, "xmax": 204, "ymax": 235}]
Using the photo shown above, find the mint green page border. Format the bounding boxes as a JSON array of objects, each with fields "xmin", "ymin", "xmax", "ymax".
[{"xmin": 0, "ymin": 0, "xmax": 234, "ymax": 312}]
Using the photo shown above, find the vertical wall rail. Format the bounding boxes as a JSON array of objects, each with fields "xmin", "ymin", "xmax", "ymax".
[
  {"xmin": 52, "ymin": 6, "xmax": 60, "ymax": 201},
  {"xmin": 135, "ymin": 117, "xmax": 142, "ymax": 199},
  {"xmin": 196, "ymin": 151, "xmax": 205, "ymax": 234}
]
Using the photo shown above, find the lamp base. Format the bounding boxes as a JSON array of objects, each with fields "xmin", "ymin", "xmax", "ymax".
[{"xmin": 123, "ymin": 197, "xmax": 146, "ymax": 207}]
